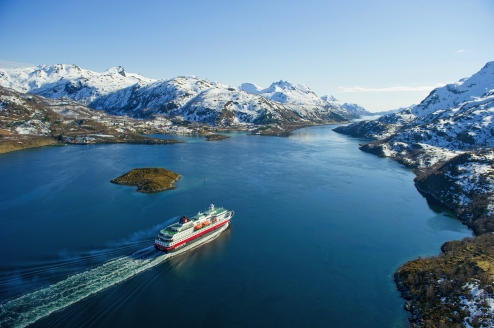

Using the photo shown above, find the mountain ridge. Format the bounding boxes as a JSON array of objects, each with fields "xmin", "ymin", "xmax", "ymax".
[{"xmin": 0, "ymin": 64, "xmax": 368, "ymax": 125}]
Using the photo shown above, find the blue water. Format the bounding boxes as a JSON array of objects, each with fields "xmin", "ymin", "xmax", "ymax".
[{"xmin": 0, "ymin": 125, "xmax": 470, "ymax": 327}]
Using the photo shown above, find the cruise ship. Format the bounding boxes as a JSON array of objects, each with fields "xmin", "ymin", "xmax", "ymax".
[{"xmin": 154, "ymin": 204, "xmax": 233, "ymax": 253}]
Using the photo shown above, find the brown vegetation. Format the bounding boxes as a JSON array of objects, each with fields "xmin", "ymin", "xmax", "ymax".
[
  {"xmin": 0, "ymin": 135, "xmax": 59, "ymax": 154},
  {"xmin": 396, "ymin": 234, "xmax": 494, "ymax": 327},
  {"xmin": 110, "ymin": 168, "xmax": 181, "ymax": 193}
]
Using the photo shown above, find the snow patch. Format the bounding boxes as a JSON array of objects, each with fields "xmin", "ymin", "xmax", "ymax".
[{"xmin": 460, "ymin": 280, "xmax": 494, "ymax": 327}]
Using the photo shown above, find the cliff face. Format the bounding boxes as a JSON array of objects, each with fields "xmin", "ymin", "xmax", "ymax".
[{"xmin": 414, "ymin": 150, "xmax": 494, "ymax": 235}]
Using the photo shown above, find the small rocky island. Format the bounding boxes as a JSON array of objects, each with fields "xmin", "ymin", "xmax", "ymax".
[
  {"xmin": 205, "ymin": 134, "xmax": 230, "ymax": 141},
  {"xmin": 110, "ymin": 168, "xmax": 181, "ymax": 193}
]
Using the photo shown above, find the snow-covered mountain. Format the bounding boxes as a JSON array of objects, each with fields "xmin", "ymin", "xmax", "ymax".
[
  {"xmin": 241, "ymin": 80, "xmax": 325, "ymax": 106},
  {"xmin": 411, "ymin": 61, "xmax": 494, "ymax": 117},
  {"xmin": 322, "ymin": 96, "xmax": 372, "ymax": 117},
  {"xmin": 0, "ymin": 64, "xmax": 155, "ymax": 105},
  {"xmin": 332, "ymin": 105, "xmax": 417, "ymax": 139},
  {"xmin": 0, "ymin": 65, "xmax": 363, "ymax": 124},
  {"xmin": 340, "ymin": 103, "xmax": 371, "ymax": 117},
  {"xmin": 90, "ymin": 76, "xmax": 221, "ymax": 116},
  {"xmin": 334, "ymin": 60, "xmax": 494, "ymax": 153},
  {"xmin": 90, "ymin": 76, "xmax": 344, "ymax": 123},
  {"xmin": 239, "ymin": 81, "xmax": 372, "ymax": 119},
  {"xmin": 91, "ymin": 76, "xmax": 290, "ymax": 124},
  {"xmin": 320, "ymin": 95, "xmax": 371, "ymax": 118}
]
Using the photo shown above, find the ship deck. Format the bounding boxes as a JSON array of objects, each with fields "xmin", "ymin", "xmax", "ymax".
[{"xmin": 160, "ymin": 208, "xmax": 228, "ymax": 236}]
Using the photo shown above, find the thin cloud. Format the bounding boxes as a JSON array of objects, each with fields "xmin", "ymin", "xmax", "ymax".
[
  {"xmin": 338, "ymin": 84, "xmax": 445, "ymax": 93},
  {"xmin": 0, "ymin": 59, "xmax": 36, "ymax": 69},
  {"xmin": 456, "ymin": 49, "xmax": 465, "ymax": 53}
]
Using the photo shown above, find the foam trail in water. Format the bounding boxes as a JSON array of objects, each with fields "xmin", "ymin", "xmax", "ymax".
[
  {"xmin": 0, "ymin": 223, "xmax": 228, "ymax": 328},
  {"xmin": 0, "ymin": 218, "xmax": 179, "ymax": 300}
]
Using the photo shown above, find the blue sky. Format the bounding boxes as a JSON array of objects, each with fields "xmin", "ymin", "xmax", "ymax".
[{"xmin": 1, "ymin": 0, "xmax": 493, "ymax": 111}]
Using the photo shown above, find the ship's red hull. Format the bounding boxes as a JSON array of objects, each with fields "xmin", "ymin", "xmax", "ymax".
[{"xmin": 154, "ymin": 219, "xmax": 230, "ymax": 253}]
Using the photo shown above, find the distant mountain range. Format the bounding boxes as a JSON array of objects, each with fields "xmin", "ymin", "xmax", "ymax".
[
  {"xmin": 0, "ymin": 64, "xmax": 370, "ymax": 125},
  {"xmin": 369, "ymin": 108, "xmax": 404, "ymax": 116}
]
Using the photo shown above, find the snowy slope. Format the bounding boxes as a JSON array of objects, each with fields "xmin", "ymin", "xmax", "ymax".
[
  {"xmin": 340, "ymin": 103, "xmax": 371, "ymax": 117},
  {"xmin": 0, "ymin": 64, "xmax": 155, "ymax": 104},
  {"xmin": 412, "ymin": 61, "xmax": 494, "ymax": 117},
  {"xmin": 90, "ymin": 76, "xmax": 221, "ymax": 116},
  {"xmin": 239, "ymin": 83, "xmax": 263, "ymax": 95},
  {"xmin": 344, "ymin": 86, "xmax": 493, "ymax": 171},
  {"xmin": 390, "ymin": 91, "xmax": 494, "ymax": 150},
  {"xmin": 336, "ymin": 61, "xmax": 494, "ymax": 154},
  {"xmin": 0, "ymin": 87, "xmax": 52, "ymax": 135},
  {"xmin": 240, "ymin": 81, "xmax": 357, "ymax": 119},
  {"xmin": 91, "ymin": 77, "xmax": 350, "ymax": 123},
  {"xmin": 245, "ymin": 80, "xmax": 325, "ymax": 106},
  {"xmin": 92, "ymin": 76, "xmax": 346, "ymax": 123},
  {"xmin": 332, "ymin": 105, "xmax": 417, "ymax": 139},
  {"xmin": 320, "ymin": 95, "xmax": 372, "ymax": 117},
  {"xmin": 180, "ymin": 87, "xmax": 287, "ymax": 124}
]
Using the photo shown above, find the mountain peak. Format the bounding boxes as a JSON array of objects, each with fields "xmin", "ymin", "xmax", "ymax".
[
  {"xmin": 270, "ymin": 80, "xmax": 295, "ymax": 88},
  {"xmin": 106, "ymin": 66, "xmax": 126, "ymax": 77},
  {"xmin": 239, "ymin": 82, "xmax": 263, "ymax": 95},
  {"xmin": 321, "ymin": 95, "xmax": 338, "ymax": 102},
  {"xmin": 478, "ymin": 61, "xmax": 494, "ymax": 76},
  {"xmin": 412, "ymin": 60, "xmax": 494, "ymax": 116}
]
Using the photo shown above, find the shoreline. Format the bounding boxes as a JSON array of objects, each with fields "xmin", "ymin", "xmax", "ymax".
[
  {"xmin": 0, "ymin": 134, "xmax": 182, "ymax": 155},
  {"xmin": 0, "ymin": 121, "xmax": 350, "ymax": 155},
  {"xmin": 335, "ymin": 125, "xmax": 494, "ymax": 327},
  {"xmin": 0, "ymin": 136, "xmax": 60, "ymax": 154}
]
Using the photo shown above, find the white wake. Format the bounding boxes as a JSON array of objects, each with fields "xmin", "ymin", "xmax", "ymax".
[{"xmin": 0, "ymin": 223, "xmax": 228, "ymax": 328}]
